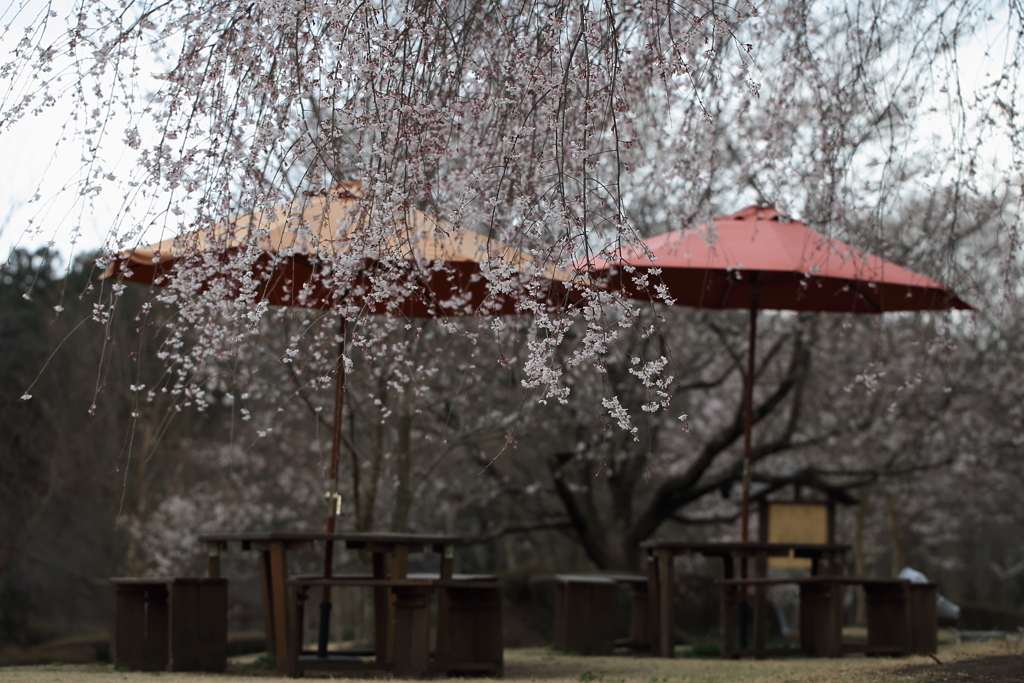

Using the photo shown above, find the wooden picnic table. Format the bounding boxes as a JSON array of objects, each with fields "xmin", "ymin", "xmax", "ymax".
[
  {"xmin": 716, "ymin": 576, "xmax": 937, "ymax": 657},
  {"xmin": 639, "ymin": 540, "xmax": 850, "ymax": 657},
  {"xmin": 199, "ymin": 531, "xmax": 460, "ymax": 674}
]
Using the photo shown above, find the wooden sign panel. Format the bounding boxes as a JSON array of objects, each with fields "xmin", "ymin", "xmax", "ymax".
[{"xmin": 768, "ymin": 503, "xmax": 828, "ymax": 568}]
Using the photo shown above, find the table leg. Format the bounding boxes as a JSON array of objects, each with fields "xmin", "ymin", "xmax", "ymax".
[
  {"xmin": 435, "ymin": 545, "xmax": 455, "ymax": 667},
  {"xmin": 752, "ymin": 587, "xmax": 765, "ymax": 657},
  {"xmin": 656, "ymin": 549, "xmax": 674, "ymax": 658},
  {"xmin": 207, "ymin": 541, "xmax": 222, "ymax": 579},
  {"xmin": 268, "ymin": 541, "xmax": 290, "ymax": 673},
  {"xmin": 909, "ymin": 583, "xmax": 938, "ymax": 655},
  {"xmin": 865, "ymin": 581, "xmax": 911, "ymax": 655},
  {"xmin": 258, "ymin": 552, "xmax": 276, "ymax": 657},
  {"xmin": 645, "ymin": 551, "xmax": 660, "ymax": 652},
  {"xmin": 829, "ymin": 550, "xmax": 846, "ymax": 576},
  {"xmin": 392, "ymin": 586, "xmax": 431, "ymax": 677},
  {"xmin": 800, "ymin": 580, "xmax": 843, "ymax": 657},
  {"xmin": 391, "ymin": 545, "xmax": 410, "ymax": 578},
  {"xmin": 385, "ymin": 546, "xmax": 409, "ymax": 665},
  {"xmin": 754, "ymin": 551, "xmax": 767, "ymax": 657},
  {"xmin": 719, "ymin": 583, "xmax": 737, "ymax": 659},
  {"xmin": 629, "ymin": 582, "xmax": 649, "ymax": 647},
  {"xmin": 114, "ymin": 585, "xmax": 146, "ymax": 670},
  {"xmin": 372, "ymin": 552, "xmax": 390, "ymax": 667},
  {"xmin": 286, "ymin": 585, "xmax": 306, "ymax": 678}
]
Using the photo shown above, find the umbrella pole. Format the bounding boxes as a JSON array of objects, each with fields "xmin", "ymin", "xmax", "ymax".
[
  {"xmin": 318, "ymin": 317, "xmax": 346, "ymax": 658},
  {"xmin": 738, "ymin": 291, "xmax": 759, "ymax": 650},
  {"xmin": 741, "ymin": 292, "xmax": 759, "ymax": 544}
]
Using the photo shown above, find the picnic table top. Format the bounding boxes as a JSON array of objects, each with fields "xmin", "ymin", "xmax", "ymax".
[
  {"xmin": 639, "ymin": 540, "xmax": 851, "ymax": 555},
  {"xmin": 110, "ymin": 576, "xmax": 226, "ymax": 585},
  {"xmin": 715, "ymin": 576, "xmax": 934, "ymax": 586},
  {"xmin": 550, "ymin": 573, "xmax": 647, "ymax": 584},
  {"xmin": 289, "ymin": 577, "xmax": 436, "ymax": 587},
  {"xmin": 198, "ymin": 531, "xmax": 463, "ymax": 547}
]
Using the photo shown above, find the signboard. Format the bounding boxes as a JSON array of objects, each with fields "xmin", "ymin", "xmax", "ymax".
[{"xmin": 767, "ymin": 503, "xmax": 828, "ymax": 568}]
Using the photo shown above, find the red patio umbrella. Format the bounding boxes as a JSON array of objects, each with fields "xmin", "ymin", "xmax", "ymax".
[
  {"xmin": 582, "ymin": 205, "xmax": 972, "ymax": 542},
  {"xmin": 103, "ymin": 183, "xmax": 579, "ymax": 653}
]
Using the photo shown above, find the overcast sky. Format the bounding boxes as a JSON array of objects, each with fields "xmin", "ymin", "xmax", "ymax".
[{"xmin": 0, "ymin": 0, "xmax": 1015, "ymax": 271}]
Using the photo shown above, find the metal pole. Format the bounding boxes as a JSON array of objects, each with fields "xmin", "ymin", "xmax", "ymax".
[
  {"xmin": 318, "ymin": 316, "xmax": 346, "ymax": 657},
  {"xmin": 741, "ymin": 290, "xmax": 759, "ymax": 543},
  {"xmin": 739, "ymin": 285, "xmax": 759, "ymax": 651}
]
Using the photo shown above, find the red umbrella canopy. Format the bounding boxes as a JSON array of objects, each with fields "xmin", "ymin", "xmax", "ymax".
[
  {"xmin": 586, "ymin": 206, "xmax": 972, "ymax": 313},
  {"xmin": 581, "ymin": 204, "xmax": 972, "ymax": 546}
]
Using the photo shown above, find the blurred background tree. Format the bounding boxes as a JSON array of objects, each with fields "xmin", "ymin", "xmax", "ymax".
[{"xmin": 2, "ymin": 0, "xmax": 1023, "ymax": 654}]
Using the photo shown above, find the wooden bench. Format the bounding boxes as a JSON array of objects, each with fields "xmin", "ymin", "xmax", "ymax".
[
  {"xmin": 112, "ymin": 577, "xmax": 227, "ymax": 672},
  {"xmin": 287, "ymin": 576, "xmax": 434, "ymax": 678},
  {"xmin": 642, "ymin": 540, "xmax": 850, "ymax": 658},
  {"xmin": 410, "ymin": 573, "xmax": 504, "ymax": 677},
  {"xmin": 552, "ymin": 574, "xmax": 649, "ymax": 655},
  {"xmin": 607, "ymin": 574, "xmax": 651, "ymax": 650},
  {"xmin": 717, "ymin": 577, "xmax": 937, "ymax": 658},
  {"xmin": 286, "ymin": 573, "xmax": 503, "ymax": 678}
]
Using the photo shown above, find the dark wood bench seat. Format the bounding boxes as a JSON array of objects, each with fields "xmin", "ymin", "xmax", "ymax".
[
  {"xmin": 111, "ymin": 577, "xmax": 227, "ymax": 673},
  {"xmin": 550, "ymin": 574, "xmax": 649, "ymax": 655},
  {"xmin": 716, "ymin": 576, "xmax": 937, "ymax": 658},
  {"xmin": 287, "ymin": 576, "xmax": 435, "ymax": 678},
  {"xmin": 717, "ymin": 576, "xmax": 920, "ymax": 586},
  {"xmin": 407, "ymin": 571, "xmax": 498, "ymax": 581},
  {"xmin": 600, "ymin": 574, "xmax": 649, "ymax": 584},
  {"xmin": 286, "ymin": 573, "xmax": 503, "ymax": 678},
  {"xmin": 432, "ymin": 576, "xmax": 504, "ymax": 676}
]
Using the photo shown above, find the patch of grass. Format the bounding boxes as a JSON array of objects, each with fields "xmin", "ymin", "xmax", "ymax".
[
  {"xmin": 252, "ymin": 653, "xmax": 277, "ymax": 670},
  {"xmin": 579, "ymin": 670, "xmax": 601, "ymax": 682},
  {"xmin": 682, "ymin": 642, "xmax": 721, "ymax": 658}
]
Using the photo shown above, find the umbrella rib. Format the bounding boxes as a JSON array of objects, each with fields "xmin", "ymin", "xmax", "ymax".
[
  {"xmin": 714, "ymin": 273, "xmax": 738, "ymax": 309},
  {"xmin": 845, "ymin": 280, "xmax": 883, "ymax": 313}
]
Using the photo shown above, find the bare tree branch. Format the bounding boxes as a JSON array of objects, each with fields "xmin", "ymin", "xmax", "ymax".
[
  {"xmin": 628, "ymin": 325, "xmax": 812, "ymax": 545},
  {"xmin": 461, "ymin": 517, "xmax": 574, "ymax": 545}
]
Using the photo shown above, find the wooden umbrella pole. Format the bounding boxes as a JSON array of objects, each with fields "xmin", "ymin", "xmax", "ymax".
[
  {"xmin": 738, "ymin": 286, "xmax": 759, "ymax": 650},
  {"xmin": 318, "ymin": 316, "xmax": 346, "ymax": 657},
  {"xmin": 740, "ymin": 288, "xmax": 759, "ymax": 544}
]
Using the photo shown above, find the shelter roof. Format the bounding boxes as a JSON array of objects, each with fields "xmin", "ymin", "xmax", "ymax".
[{"xmin": 748, "ymin": 467, "xmax": 859, "ymax": 505}]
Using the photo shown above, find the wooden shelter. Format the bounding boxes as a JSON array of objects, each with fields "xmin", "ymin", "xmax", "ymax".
[{"xmin": 749, "ymin": 468, "xmax": 858, "ymax": 569}]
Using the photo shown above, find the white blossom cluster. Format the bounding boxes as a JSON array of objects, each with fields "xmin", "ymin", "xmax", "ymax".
[
  {"xmin": 2, "ymin": 0, "xmax": 743, "ymax": 443},
  {"xmin": 4, "ymin": 0, "xmax": 1019, "ymax": 459}
]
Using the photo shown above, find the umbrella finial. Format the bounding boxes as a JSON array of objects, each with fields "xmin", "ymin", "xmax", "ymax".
[{"xmin": 723, "ymin": 205, "xmax": 780, "ymax": 222}]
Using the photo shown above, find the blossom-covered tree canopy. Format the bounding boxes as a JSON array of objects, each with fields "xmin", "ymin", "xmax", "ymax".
[
  {"xmin": 2, "ymin": 0, "xmax": 1022, "ymax": 440},
  {"xmin": 4, "ymin": 2, "xmax": 1024, "ymax": 620}
]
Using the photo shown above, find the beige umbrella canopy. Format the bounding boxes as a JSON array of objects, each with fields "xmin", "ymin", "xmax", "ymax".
[
  {"xmin": 103, "ymin": 182, "xmax": 580, "ymax": 655},
  {"xmin": 104, "ymin": 182, "xmax": 576, "ymax": 317}
]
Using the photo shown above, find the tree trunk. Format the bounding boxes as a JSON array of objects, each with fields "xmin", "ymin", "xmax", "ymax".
[
  {"xmin": 502, "ymin": 497, "xmax": 517, "ymax": 571},
  {"xmin": 608, "ymin": 454, "xmax": 647, "ymax": 570},
  {"xmin": 390, "ymin": 389, "xmax": 413, "ymax": 532},
  {"xmin": 884, "ymin": 493, "xmax": 903, "ymax": 577},
  {"xmin": 361, "ymin": 373, "xmax": 388, "ymax": 531},
  {"xmin": 124, "ymin": 419, "xmax": 156, "ymax": 575}
]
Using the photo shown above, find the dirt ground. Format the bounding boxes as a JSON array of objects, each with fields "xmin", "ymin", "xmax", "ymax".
[
  {"xmin": 894, "ymin": 653, "xmax": 1024, "ymax": 682},
  {"xmin": 0, "ymin": 641, "xmax": 1020, "ymax": 683}
]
